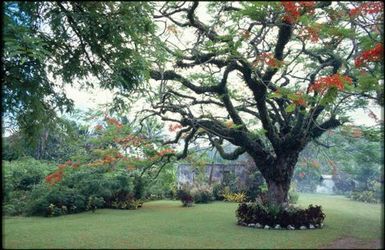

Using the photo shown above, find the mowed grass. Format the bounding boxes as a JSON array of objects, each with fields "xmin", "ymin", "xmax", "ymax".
[{"xmin": 3, "ymin": 193, "xmax": 383, "ymax": 249}]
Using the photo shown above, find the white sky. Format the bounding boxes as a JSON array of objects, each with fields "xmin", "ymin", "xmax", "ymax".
[{"xmin": 64, "ymin": 83, "xmax": 383, "ymax": 127}]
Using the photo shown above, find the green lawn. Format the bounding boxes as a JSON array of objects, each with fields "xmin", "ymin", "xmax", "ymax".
[{"xmin": 3, "ymin": 193, "xmax": 383, "ymax": 249}]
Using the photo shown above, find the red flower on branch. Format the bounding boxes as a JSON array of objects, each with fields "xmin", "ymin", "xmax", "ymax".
[
  {"xmin": 282, "ymin": 1, "xmax": 301, "ymax": 24},
  {"xmin": 114, "ymin": 134, "xmax": 146, "ymax": 147},
  {"xmin": 349, "ymin": 2, "xmax": 384, "ymax": 17},
  {"xmin": 95, "ymin": 124, "xmax": 103, "ymax": 131},
  {"xmin": 254, "ymin": 52, "xmax": 283, "ymax": 68},
  {"xmin": 354, "ymin": 43, "xmax": 384, "ymax": 68},
  {"xmin": 302, "ymin": 25, "xmax": 320, "ymax": 43},
  {"xmin": 309, "ymin": 74, "xmax": 353, "ymax": 93},
  {"xmin": 45, "ymin": 170, "xmax": 64, "ymax": 185},
  {"xmin": 281, "ymin": 1, "xmax": 316, "ymax": 24},
  {"xmin": 292, "ymin": 92, "xmax": 307, "ymax": 107},
  {"xmin": 168, "ymin": 123, "xmax": 183, "ymax": 132},
  {"xmin": 105, "ymin": 116, "xmax": 123, "ymax": 129},
  {"xmin": 157, "ymin": 148, "xmax": 176, "ymax": 157}
]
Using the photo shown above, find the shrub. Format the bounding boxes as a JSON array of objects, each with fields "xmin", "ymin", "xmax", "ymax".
[
  {"xmin": 236, "ymin": 202, "xmax": 325, "ymax": 229},
  {"xmin": 111, "ymin": 199, "xmax": 143, "ymax": 210},
  {"xmin": 176, "ymin": 188, "xmax": 193, "ymax": 207},
  {"xmin": 3, "ymin": 157, "xmax": 146, "ymax": 217},
  {"xmin": 3, "ymin": 190, "xmax": 31, "ymax": 216},
  {"xmin": 2, "ymin": 158, "xmax": 55, "ymax": 192},
  {"xmin": 3, "ymin": 204, "xmax": 18, "ymax": 216},
  {"xmin": 212, "ymin": 183, "xmax": 225, "ymax": 200},
  {"xmin": 27, "ymin": 184, "xmax": 87, "ymax": 216},
  {"xmin": 192, "ymin": 188, "xmax": 213, "ymax": 203},
  {"xmin": 350, "ymin": 191, "xmax": 379, "ymax": 203},
  {"xmin": 223, "ymin": 192, "xmax": 246, "ymax": 203},
  {"xmin": 87, "ymin": 196, "xmax": 105, "ymax": 212}
]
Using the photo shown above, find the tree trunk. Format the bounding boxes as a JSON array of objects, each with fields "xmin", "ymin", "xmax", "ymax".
[
  {"xmin": 258, "ymin": 152, "xmax": 299, "ymax": 207},
  {"xmin": 266, "ymin": 179, "xmax": 290, "ymax": 206},
  {"xmin": 208, "ymin": 164, "xmax": 214, "ymax": 186}
]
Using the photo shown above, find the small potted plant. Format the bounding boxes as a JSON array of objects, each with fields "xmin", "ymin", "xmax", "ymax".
[{"xmin": 177, "ymin": 189, "xmax": 193, "ymax": 207}]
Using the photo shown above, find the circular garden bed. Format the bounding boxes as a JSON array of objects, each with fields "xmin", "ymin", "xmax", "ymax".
[{"xmin": 236, "ymin": 202, "xmax": 325, "ymax": 230}]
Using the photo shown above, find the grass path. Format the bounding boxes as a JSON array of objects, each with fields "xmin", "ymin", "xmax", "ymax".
[{"xmin": 3, "ymin": 193, "xmax": 383, "ymax": 249}]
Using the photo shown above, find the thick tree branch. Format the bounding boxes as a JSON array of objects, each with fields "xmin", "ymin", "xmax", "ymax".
[
  {"xmin": 209, "ymin": 137, "xmax": 246, "ymax": 160},
  {"xmin": 150, "ymin": 70, "xmax": 221, "ymax": 94},
  {"xmin": 310, "ymin": 118, "xmax": 341, "ymax": 139}
]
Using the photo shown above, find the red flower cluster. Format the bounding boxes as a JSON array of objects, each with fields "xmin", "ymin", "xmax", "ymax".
[
  {"xmin": 95, "ymin": 124, "xmax": 103, "ymax": 131},
  {"xmin": 157, "ymin": 148, "xmax": 176, "ymax": 157},
  {"xmin": 114, "ymin": 134, "xmax": 146, "ymax": 147},
  {"xmin": 87, "ymin": 154, "xmax": 122, "ymax": 167},
  {"xmin": 354, "ymin": 43, "xmax": 384, "ymax": 68},
  {"xmin": 105, "ymin": 116, "xmax": 123, "ymax": 129},
  {"xmin": 281, "ymin": 1, "xmax": 316, "ymax": 24},
  {"xmin": 292, "ymin": 92, "xmax": 307, "ymax": 106},
  {"xmin": 282, "ymin": 2, "xmax": 301, "ymax": 24},
  {"xmin": 309, "ymin": 74, "xmax": 353, "ymax": 93},
  {"xmin": 45, "ymin": 171, "xmax": 64, "ymax": 185},
  {"xmin": 349, "ymin": 2, "xmax": 384, "ymax": 17},
  {"xmin": 241, "ymin": 30, "xmax": 251, "ymax": 40},
  {"xmin": 45, "ymin": 160, "xmax": 80, "ymax": 185},
  {"xmin": 168, "ymin": 123, "xmax": 183, "ymax": 132},
  {"xmin": 253, "ymin": 52, "xmax": 283, "ymax": 68},
  {"xmin": 302, "ymin": 26, "xmax": 320, "ymax": 42}
]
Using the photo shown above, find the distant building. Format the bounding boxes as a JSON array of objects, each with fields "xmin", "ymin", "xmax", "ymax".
[{"xmin": 316, "ymin": 175, "xmax": 335, "ymax": 194}]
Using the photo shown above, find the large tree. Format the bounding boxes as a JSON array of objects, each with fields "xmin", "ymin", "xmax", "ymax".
[
  {"xmin": 3, "ymin": 1, "xmax": 384, "ymax": 206},
  {"xmin": 145, "ymin": 1, "xmax": 383, "ymax": 205}
]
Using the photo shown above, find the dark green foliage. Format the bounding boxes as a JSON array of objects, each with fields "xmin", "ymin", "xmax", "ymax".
[
  {"xmin": 133, "ymin": 175, "xmax": 146, "ymax": 200},
  {"xmin": 25, "ymin": 167, "xmax": 138, "ymax": 216},
  {"xmin": 221, "ymin": 171, "xmax": 239, "ymax": 193},
  {"xmin": 27, "ymin": 184, "xmax": 87, "ymax": 216},
  {"xmin": 3, "ymin": 116, "xmax": 88, "ymax": 162},
  {"xmin": 145, "ymin": 165, "xmax": 177, "ymax": 200},
  {"xmin": 243, "ymin": 171, "xmax": 266, "ymax": 201},
  {"xmin": 2, "ymin": 137, "xmax": 21, "ymax": 161},
  {"xmin": 236, "ymin": 202, "xmax": 325, "ymax": 228},
  {"xmin": 3, "ymin": 2, "xmax": 162, "ymax": 157},
  {"xmin": 2, "ymin": 158, "xmax": 55, "ymax": 214},
  {"xmin": 2, "ymin": 158, "xmax": 55, "ymax": 193},
  {"xmin": 2, "ymin": 157, "xmax": 144, "ymax": 216},
  {"xmin": 87, "ymin": 196, "xmax": 105, "ymax": 212}
]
